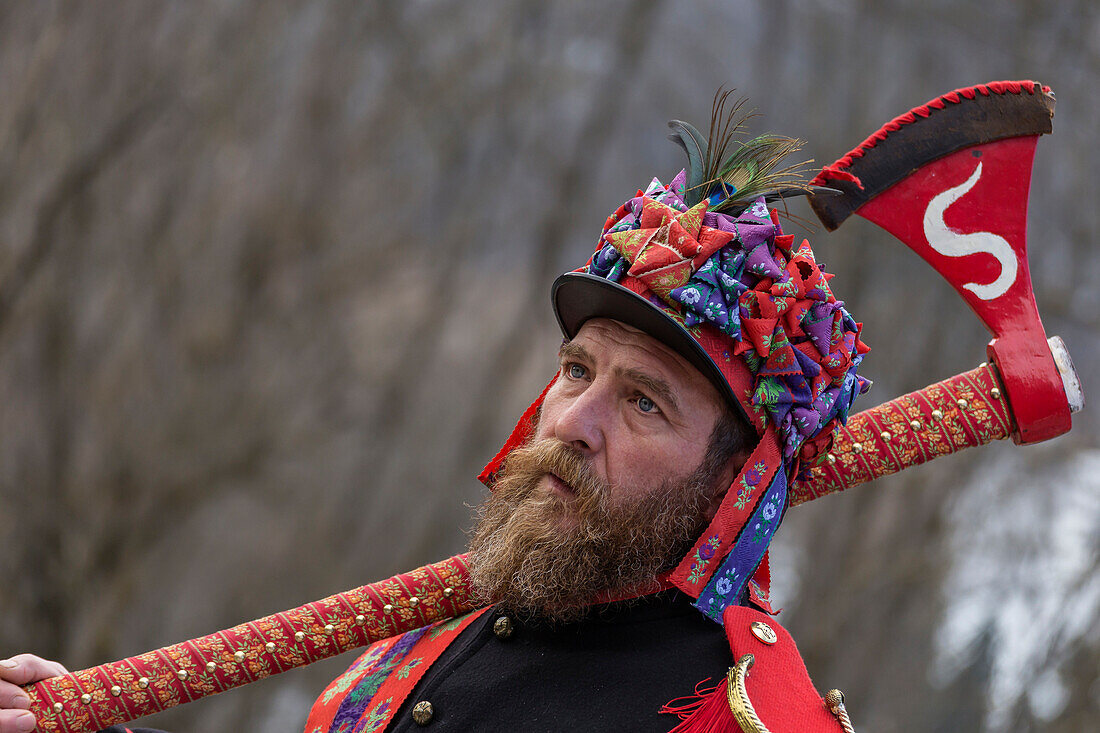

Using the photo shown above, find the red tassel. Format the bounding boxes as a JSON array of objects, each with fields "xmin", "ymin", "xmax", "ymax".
[{"xmin": 660, "ymin": 677, "xmax": 737, "ymax": 732}]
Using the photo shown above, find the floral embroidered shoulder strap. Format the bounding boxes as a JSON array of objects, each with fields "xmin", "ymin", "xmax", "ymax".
[{"xmin": 304, "ymin": 608, "xmax": 489, "ymax": 733}]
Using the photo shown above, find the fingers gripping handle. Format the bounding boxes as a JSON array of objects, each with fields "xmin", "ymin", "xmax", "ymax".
[{"xmin": 24, "ymin": 556, "xmax": 475, "ymax": 733}]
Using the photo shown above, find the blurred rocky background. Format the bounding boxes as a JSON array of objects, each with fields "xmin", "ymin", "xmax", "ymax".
[{"xmin": 0, "ymin": 1, "xmax": 1097, "ymax": 731}]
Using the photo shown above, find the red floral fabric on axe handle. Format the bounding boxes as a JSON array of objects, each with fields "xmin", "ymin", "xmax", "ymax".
[
  {"xmin": 790, "ymin": 362, "xmax": 1014, "ymax": 505},
  {"xmin": 23, "ymin": 556, "xmax": 475, "ymax": 733}
]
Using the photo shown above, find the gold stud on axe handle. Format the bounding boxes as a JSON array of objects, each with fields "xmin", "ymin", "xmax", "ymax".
[{"xmin": 22, "ymin": 81, "xmax": 1084, "ymax": 732}]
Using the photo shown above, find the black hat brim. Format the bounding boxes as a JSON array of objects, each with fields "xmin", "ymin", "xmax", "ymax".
[{"xmin": 551, "ymin": 272, "xmax": 747, "ymax": 420}]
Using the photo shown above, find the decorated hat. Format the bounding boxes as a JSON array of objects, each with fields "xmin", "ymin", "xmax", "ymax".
[{"xmin": 481, "ymin": 94, "xmax": 870, "ymax": 623}]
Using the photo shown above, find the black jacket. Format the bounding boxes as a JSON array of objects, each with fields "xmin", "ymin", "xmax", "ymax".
[{"xmin": 384, "ymin": 590, "xmax": 730, "ymax": 732}]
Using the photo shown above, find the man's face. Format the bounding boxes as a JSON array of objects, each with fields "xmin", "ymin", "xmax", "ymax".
[
  {"xmin": 467, "ymin": 319, "xmax": 743, "ymax": 621},
  {"xmin": 535, "ymin": 318, "xmax": 728, "ymax": 509}
]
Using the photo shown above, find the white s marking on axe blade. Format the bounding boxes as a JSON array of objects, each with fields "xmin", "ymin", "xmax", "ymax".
[{"xmin": 922, "ymin": 161, "xmax": 1018, "ymax": 300}]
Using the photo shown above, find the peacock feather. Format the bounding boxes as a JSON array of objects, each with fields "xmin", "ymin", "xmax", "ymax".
[{"xmin": 668, "ymin": 89, "xmax": 820, "ymax": 214}]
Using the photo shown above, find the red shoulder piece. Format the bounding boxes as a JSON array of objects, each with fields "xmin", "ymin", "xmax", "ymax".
[
  {"xmin": 722, "ymin": 606, "xmax": 843, "ymax": 732},
  {"xmin": 662, "ymin": 607, "xmax": 847, "ymax": 732}
]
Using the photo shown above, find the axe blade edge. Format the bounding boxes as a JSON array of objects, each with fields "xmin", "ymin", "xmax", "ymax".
[
  {"xmin": 808, "ymin": 80, "xmax": 1055, "ymax": 230},
  {"xmin": 1048, "ymin": 335, "xmax": 1085, "ymax": 414}
]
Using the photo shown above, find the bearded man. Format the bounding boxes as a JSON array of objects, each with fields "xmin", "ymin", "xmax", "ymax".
[
  {"xmin": 290, "ymin": 135, "xmax": 866, "ymax": 729},
  {"xmin": 0, "ymin": 108, "xmax": 868, "ymax": 733},
  {"xmin": 467, "ymin": 318, "xmax": 754, "ymax": 624}
]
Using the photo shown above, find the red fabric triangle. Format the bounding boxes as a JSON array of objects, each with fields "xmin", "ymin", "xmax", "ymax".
[
  {"xmin": 747, "ymin": 552, "xmax": 777, "ymax": 615},
  {"xmin": 478, "ymin": 375, "xmax": 556, "ymax": 488}
]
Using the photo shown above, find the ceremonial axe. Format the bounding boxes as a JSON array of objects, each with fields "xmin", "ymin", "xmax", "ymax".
[
  {"xmin": 788, "ymin": 80, "xmax": 1082, "ymax": 505},
  {"xmin": 21, "ymin": 80, "xmax": 1084, "ymax": 733}
]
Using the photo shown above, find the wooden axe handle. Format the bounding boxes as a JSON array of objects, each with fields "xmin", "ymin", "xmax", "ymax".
[
  {"xmin": 789, "ymin": 362, "xmax": 1012, "ymax": 505},
  {"xmin": 24, "ymin": 364, "xmax": 1015, "ymax": 733}
]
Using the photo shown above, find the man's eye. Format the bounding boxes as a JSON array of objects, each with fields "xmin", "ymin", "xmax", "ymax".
[
  {"xmin": 636, "ymin": 396, "xmax": 658, "ymax": 413},
  {"xmin": 567, "ymin": 363, "xmax": 587, "ymax": 380}
]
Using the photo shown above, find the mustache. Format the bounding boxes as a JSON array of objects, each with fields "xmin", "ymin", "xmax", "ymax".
[
  {"xmin": 502, "ymin": 439, "xmax": 607, "ymax": 505},
  {"xmin": 468, "ymin": 436, "xmax": 715, "ymax": 621}
]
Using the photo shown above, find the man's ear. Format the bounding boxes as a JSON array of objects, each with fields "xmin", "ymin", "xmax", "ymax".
[{"xmin": 703, "ymin": 449, "xmax": 751, "ymax": 522}]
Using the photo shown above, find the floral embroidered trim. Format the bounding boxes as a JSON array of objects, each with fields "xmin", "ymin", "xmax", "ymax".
[
  {"xmin": 695, "ymin": 469, "xmax": 789, "ymax": 623},
  {"xmin": 686, "ymin": 534, "xmax": 721, "ymax": 585},
  {"xmin": 733, "ymin": 460, "xmax": 768, "ymax": 510}
]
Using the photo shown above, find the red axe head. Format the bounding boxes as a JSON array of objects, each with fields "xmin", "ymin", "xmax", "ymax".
[{"xmin": 808, "ymin": 81, "xmax": 1080, "ymax": 444}]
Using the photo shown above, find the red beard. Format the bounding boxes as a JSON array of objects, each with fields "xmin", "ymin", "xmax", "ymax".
[{"xmin": 467, "ymin": 438, "xmax": 717, "ymax": 622}]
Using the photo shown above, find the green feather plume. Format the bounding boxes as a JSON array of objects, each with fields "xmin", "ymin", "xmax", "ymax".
[{"xmin": 668, "ymin": 89, "xmax": 815, "ymax": 213}]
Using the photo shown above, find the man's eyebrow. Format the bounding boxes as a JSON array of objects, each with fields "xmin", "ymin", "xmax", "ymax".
[
  {"xmin": 619, "ymin": 367, "xmax": 680, "ymax": 415},
  {"xmin": 558, "ymin": 341, "xmax": 593, "ymax": 363},
  {"xmin": 557, "ymin": 341, "xmax": 682, "ymax": 415}
]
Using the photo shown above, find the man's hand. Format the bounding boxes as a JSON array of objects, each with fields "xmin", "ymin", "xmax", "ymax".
[{"xmin": 0, "ymin": 655, "xmax": 69, "ymax": 733}]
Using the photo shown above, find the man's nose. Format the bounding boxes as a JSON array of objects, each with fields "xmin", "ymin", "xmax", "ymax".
[{"xmin": 550, "ymin": 387, "xmax": 607, "ymax": 456}]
